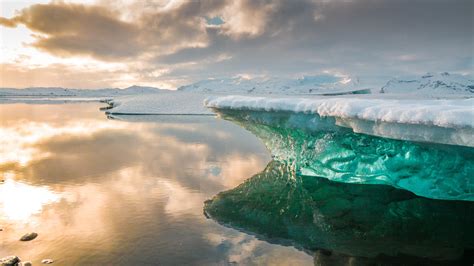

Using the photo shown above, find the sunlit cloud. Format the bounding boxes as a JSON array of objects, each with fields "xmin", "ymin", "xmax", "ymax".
[
  {"xmin": 219, "ymin": 1, "xmax": 276, "ymax": 38},
  {"xmin": 0, "ymin": 0, "xmax": 472, "ymax": 88}
]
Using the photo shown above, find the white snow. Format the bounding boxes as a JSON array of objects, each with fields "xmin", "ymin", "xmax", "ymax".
[
  {"xmin": 381, "ymin": 72, "xmax": 473, "ymax": 95},
  {"xmin": 205, "ymin": 95, "xmax": 474, "ymax": 147},
  {"xmin": 178, "ymin": 72, "xmax": 473, "ymax": 96},
  {"xmin": 0, "ymin": 97, "xmax": 108, "ymax": 104},
  {"xmin": 178, "ymin": 75, "xmax": 370, "ymax": 95},
  {"xmin": 105, "ymin": 92, "xmax": 214, "ymax": 115},
  {"xmin": 0, "ymin": 85, "xmax": 164, "ymax": 97},
  {"xmin": 205, "ymin": 95, "xmax": 474, "ymax": 128}
]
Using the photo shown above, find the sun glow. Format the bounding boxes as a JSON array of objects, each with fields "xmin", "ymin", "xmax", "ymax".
[{"xmin": 0, "ymin": 176, "xmax": 60, "ymax": 221}]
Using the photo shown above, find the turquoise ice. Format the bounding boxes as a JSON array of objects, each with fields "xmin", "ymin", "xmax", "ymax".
[{"xmin": 213, "ymin": 109, "xmax": 474, "ymax": 201}]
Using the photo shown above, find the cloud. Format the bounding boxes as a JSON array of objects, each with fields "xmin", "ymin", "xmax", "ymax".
[
  {"xmin": 0, "ymin": 17, "xmax": 20, "ymax": 27},
  {"xmin": 0, "ymin": 0, "xmax": 472, "ymax": 88},
  {"xmin": 1, "ymin": 3, "xmax": 142, "ymax": 59},
  {"xmin": 0, "ymin": 0, "xmax": 315, "ymax": 61},
  {"xmin": 155, "ymin": 0, "xmax": 473, "ymax": 86},
  {"xmin": 0, "ymin": 1, "xmax": 226, "ymax": 60},
  {"xmin": 219, "ymin": 0, "xmax": 276, "ymax": 38},
  {"xmin": 0, "ymin": 63, "xmax": 129, "ymax": 88}
]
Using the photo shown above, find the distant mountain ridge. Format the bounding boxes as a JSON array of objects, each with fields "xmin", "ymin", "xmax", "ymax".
[
  {"xmin": 0, "ymin": 85, "xmax": 164, "ymax": 97},
  {"xmin": 178, "ymin": 75, "xmax": 366, "ymax": 95},
  {"xmin": 381, "ymin": 72, "xmax": 474, "ymax": 95},
  {"xmin": 181, "ymin": 73, "xmax": 474, "ymax": 96},
  {"xmin": 2, "ymin": 73, "xmax": 472, "ymax": 97}
]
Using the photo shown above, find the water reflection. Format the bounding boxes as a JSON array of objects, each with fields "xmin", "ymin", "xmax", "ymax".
[
  {"xmin": 1, "ymin": 103, "xmax": 314, "ymax": 265},
  {"xmin": 0, "ymin": 104, "xmax": 129, "ymax": 168},
  {"xmin": 0, "ymin": 178, "xmax": 60, "ymax": 222},
  {"xmin": 205, "ymin": 161, "xmax": 474, "ymax": 265}
]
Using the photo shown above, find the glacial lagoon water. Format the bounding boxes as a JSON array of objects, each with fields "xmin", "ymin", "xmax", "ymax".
[{"xmin": 1, "ymin": 102, "xmax": 473, "ymax": 265}]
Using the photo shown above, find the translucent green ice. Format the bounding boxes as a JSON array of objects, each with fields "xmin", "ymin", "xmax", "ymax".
[
  {"xmin": 214, "ymin": 109, "xmax": 474, "ymax": 201},
  {"xmin": 204, "ymin": 161, "xmax": 474, "ymax": 263}
]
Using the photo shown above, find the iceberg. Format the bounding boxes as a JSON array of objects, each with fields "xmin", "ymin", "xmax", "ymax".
[
  {"xmin": 205, "ymin": 96, "xmax": 474, "ymax": 201},
  {"xmin": 205, "ymin": 95, "xmax": 474, "ymax": 147},
  {"xmin": 204, "ymin": 161, "xmax": 474, "ymax": 263}
]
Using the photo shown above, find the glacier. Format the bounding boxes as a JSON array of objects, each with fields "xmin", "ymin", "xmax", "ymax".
[{"xmin": 206, "ymin": 96, "xmax": 474, "ymax": 201}]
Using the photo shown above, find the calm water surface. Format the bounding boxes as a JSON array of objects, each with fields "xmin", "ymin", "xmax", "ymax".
[
  {"xmin": 0, "ymin": 103, "xmax": 313, "ymax": 265},
  {"xmin": 1, "ymin": 102, "xmax": 473, "ymax": 266}
]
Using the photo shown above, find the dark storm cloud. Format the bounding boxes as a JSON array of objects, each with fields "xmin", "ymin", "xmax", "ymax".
[{"xmin": 0, "ymin": 0, "xmax": 472, "ymax": 86}]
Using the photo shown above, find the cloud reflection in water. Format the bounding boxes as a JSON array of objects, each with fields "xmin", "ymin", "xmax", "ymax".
[{"xmin": 0, "ymin": 103, "xmax": 312, "ymax": 265}]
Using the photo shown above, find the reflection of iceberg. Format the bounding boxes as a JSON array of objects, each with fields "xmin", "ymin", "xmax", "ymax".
[
  {"xmin": 204, "ymin": 161, "xmax": 474, "ymax": 263},
  {"xmin": 209, "ymin": 109, "xmax": 473, "ymax": 201}
]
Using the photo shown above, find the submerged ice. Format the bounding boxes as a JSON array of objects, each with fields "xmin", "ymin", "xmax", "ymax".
[{"xmin": 211, "ymin": 109, "xmax": 474, "ymax": 201}]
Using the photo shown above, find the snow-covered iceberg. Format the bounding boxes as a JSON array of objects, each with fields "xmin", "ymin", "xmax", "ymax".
[
  {"xmin": 205, "ymin": 96, "xmax": 474, "ymax": 201},
  {"xmin": 206, "ymin": 96, "xmax": 474, "ymax": 146}
]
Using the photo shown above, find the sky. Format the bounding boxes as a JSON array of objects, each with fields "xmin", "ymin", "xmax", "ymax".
[{"xmin": 0, "ymin": 0, "xmax": 473, "ymax": 89}]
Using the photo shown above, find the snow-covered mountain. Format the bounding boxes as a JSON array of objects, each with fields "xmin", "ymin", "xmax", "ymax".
[
  {"xmin": 178, "ymin": 75, "xmax": 369, "ymax": 95},
  {"xmin": 380, "ymin": 72, "xmax": 474, "ymax": 95},
  {"xmin": 3, "ymin": 73, "xmax": 472, "ymax": 99},
  {"xmin": 0, "ymin": 85, "xmax": 164, "ymax": 97}
]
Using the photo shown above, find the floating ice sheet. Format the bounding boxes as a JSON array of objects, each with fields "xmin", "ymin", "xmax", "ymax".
[
  {"xmin": 105, "ymin": 92, "xmax": 215, "ymax": 115},
  {"xmin": 211, "ymin": 109, "xmax": 474, "ymax": 201},
  {"xmin": 205, "ymin": 95, "xmax": 474, "ymax": 147}
]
